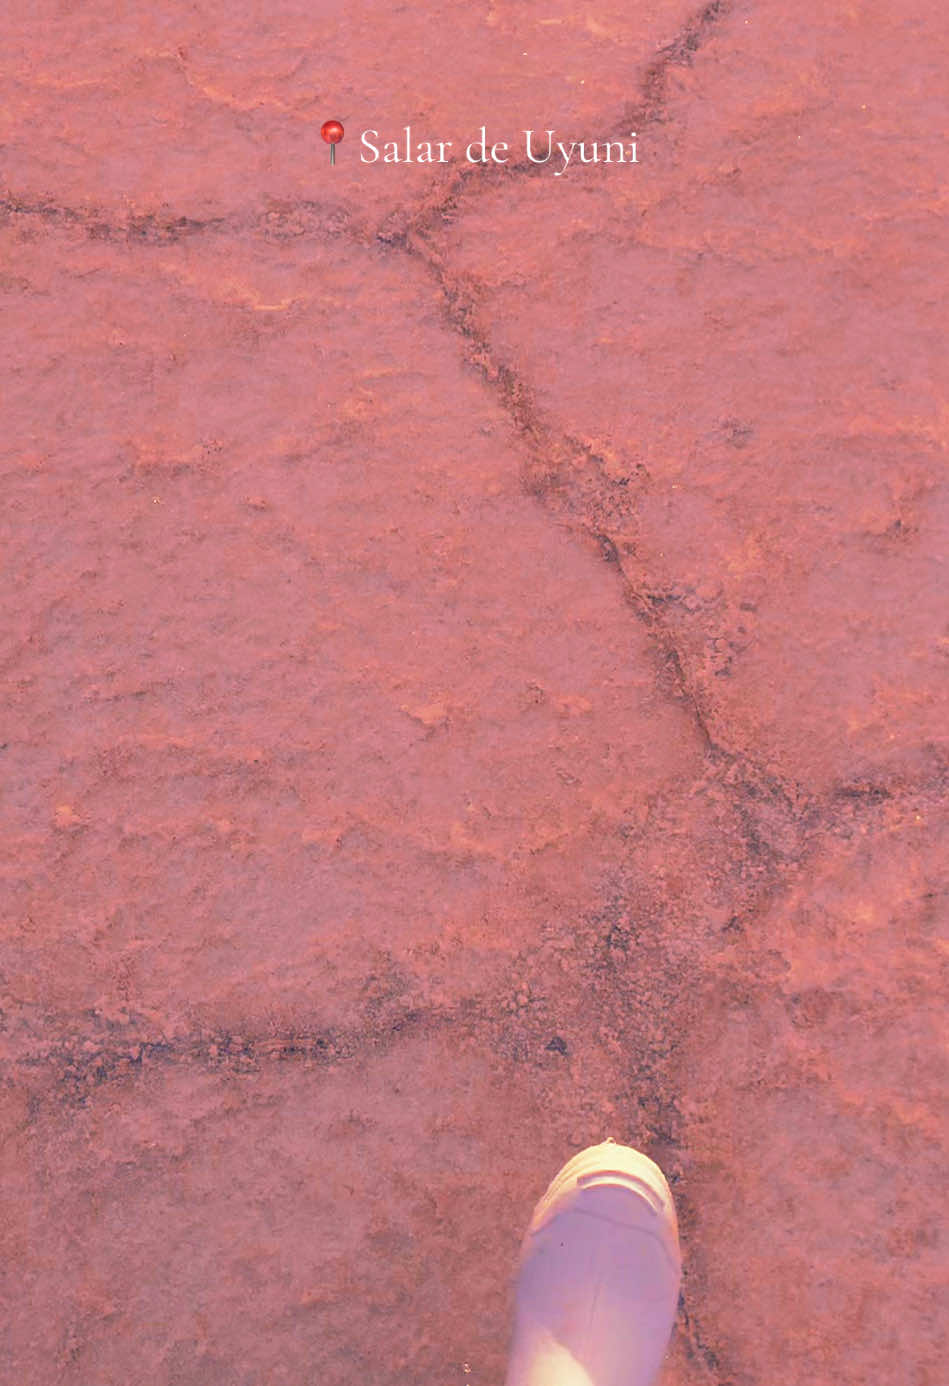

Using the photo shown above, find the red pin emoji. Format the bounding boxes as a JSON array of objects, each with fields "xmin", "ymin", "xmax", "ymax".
[{"xmin": 321, "ymin": 119, "xmax": 344, "ymax": 165}]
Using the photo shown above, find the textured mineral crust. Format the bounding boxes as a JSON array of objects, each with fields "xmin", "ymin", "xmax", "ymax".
[{"xmin": 1, "ymin": 2, "xmax": 946, "ymax": 1384}]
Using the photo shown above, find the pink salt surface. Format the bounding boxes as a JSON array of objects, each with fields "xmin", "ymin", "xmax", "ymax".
[{"xmin": 1, "ymin": 2, "xmax": 946, "ymax": 1384}]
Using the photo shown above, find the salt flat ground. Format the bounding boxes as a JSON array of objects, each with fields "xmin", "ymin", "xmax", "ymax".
[{"xmin": 1, "ymin": 2, "xmax": 946, "ymax": 1383}]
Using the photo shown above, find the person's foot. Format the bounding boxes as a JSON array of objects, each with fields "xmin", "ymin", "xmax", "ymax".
[{"xmin": 504, "ymin": 1138, "xmax": 682, "ymax": 1386}]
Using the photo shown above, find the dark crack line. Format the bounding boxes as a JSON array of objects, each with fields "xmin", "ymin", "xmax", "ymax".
[
  {"xmin": 7, "ymin": 1003, "xmax": 461, "ymax": 1110},
  {"xmin": 0, "ymin": 194, "xmax": 371, "ymax": 247},
  {"xmin": 0, "ymin": 2, "xmax": 731, "ymax": 249},
  {"xmin": 7, "ymin": 979, "xmax": 633, "ymax": 1111},
  {"xmin": 376, "ymin": 0, "xmax": 731, "ymax": 248},
  {"xmin": 356, "ymin": 0, "xmax": 832, "ymax": 831},
  {"xmin": 678, "ymin": 1291, "xmax": 726, "ymax": 1382},
  {"xmin": 376, "ymin": 164, "xmax": 830, "ymax": 858},
  {"xmin": 377, "ymin": 222, "xmax": 737, "ymax": 776},
  {"xmin": 0, "ymin": 806, "xmax": 827, "ymax": 1119}
]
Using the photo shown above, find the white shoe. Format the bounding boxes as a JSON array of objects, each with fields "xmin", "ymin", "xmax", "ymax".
[{"xmin": 504, "ymin": 1139, "xmax": 682, "ymax": 1386}]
